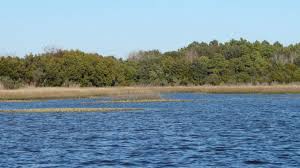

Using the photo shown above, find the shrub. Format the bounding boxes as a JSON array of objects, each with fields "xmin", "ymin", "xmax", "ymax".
[{"xmin": 0, "ymin": 76, "xmax": 23, "ymax": 89}]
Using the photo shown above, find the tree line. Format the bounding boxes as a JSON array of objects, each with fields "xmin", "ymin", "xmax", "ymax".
[{"xmin": 1, "ymin": 39, "xmax": 300, "ymax": 89}]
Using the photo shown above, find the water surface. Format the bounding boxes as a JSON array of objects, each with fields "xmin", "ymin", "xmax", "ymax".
[{"xmin": 1, "ymin": 93, "xmax": 300, "ymax": 167}]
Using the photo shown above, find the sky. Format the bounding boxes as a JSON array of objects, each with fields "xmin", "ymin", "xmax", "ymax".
[{"xmin": 0, "ymin": 0, "xmax": 300, "ymax": 58}]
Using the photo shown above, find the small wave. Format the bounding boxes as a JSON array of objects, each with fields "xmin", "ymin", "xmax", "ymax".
[
  {"xmin": 23, "ymin": 147, "xmax": 41, "ymax": 153},
  {"xmin": 81, "ymin": 159, "xmax": 117, "ymax": 166},
  {"xmin": 214, "ymin": 146, "xmax": 226, "ymax": 152},
  {"xmin": 244, "ymin": 160, "xmax": 268, "ymax": 165}
]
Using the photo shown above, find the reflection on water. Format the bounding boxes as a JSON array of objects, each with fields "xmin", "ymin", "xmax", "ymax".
[{"xmin": 1, "ymin": 93, "xmax": 300, "ymax": 167}]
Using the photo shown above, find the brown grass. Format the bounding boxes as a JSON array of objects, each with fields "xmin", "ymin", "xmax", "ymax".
[
  {"xmin": 82, "ymin": 99, "xmax": 191, "ymax": 104},
  {"xmin": 0, "ymin": 108, "xmax": 142, "ymax": 113},
  {"xmin": 0, "ymin": 100, "xmax": 45, "ymax": 103},
  {"xmin": 1, "ymin": 85, "xmax": 300, "ymax": 100},
  {"xmin": 109, "ymin": 91, "xmax": 161, "ymax": 100},
  {"xmin": 0, "ymin": 87, "xmax": 155, "ymax": 100},
  {"xmin": 0, "ymin": 82, "xmax": 4, "ymax": 90},
  {"xmin": 150, "ymin": 85, "xmax": 300, "ymax": 94}
]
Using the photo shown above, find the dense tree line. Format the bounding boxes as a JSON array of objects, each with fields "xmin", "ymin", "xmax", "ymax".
[{"xmin": 1, "ymin": 39, "xmax": 300, "ymax": 89}]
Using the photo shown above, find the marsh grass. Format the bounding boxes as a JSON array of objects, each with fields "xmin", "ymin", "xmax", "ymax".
[
  {"xmin": 0, "ymin": 87, "xmax": 157, "ymax": 100},
  {"xmin": 109, "ymin": 91, "xmax": 161, "ymax": 100},
  {"xmin": 148, "ymin": 85, "xmax": 300, "ymax": 94},
  {"xmin": 0, "ymin": 82, "xmax": 4, "ymax": 90},
  {"xmin": 0, "ymin": 108, "xmax": 142, "ymax": 113},
  {"xmin": 0, "ymin": 100, "xmax": 47, "ymax": 103},
  {"xmin": 1, "ymin": 85, "xmax": 300, "ymax": 100},
  {"xmin": 107, "ymin": 99, "xmax": 191, "ymax": 103},
  {"xmin": 82, "ymin": 99, "xmax": 191, "ymax": 104}
]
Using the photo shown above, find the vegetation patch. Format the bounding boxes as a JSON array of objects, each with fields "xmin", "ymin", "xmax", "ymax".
[
  {"xmin": 0, "ymin": 108, "xmax": 142, "ymax": 113},
  {"xmin": 1, "ymin": 85, "xmax": 300, "ymax": 101},
  {"xmin": 83, "ymin": 99, "xmax": 191, "ymax": 104},
  {"xmin": 0, "ymin": 100, "xmax": 46, "ymax": 103},
  {"xmin": 108, "ymin": 91, "xmax": 161, "ymax": 100},
  {"xmin": 1, "ymin": 39, "xmax": 300, "ymax": 89},
  {"xmin": 0, "ymin": 87, "xmax": 159, "ymax": 100}
]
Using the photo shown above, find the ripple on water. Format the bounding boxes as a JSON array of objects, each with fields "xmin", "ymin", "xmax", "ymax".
[
  {"xmin": 1, "ymin": 93, "xmax": 300, "ymax": 167},
  {"xmin": 244, "ymin": 160, "xmax": 269, "ymax": 165},
  {"xmin": 80, "ymin": 159, "xmax": 117, "ymax": 166}
]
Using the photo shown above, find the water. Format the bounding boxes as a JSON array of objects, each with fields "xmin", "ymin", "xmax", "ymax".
[{"xmin": 1, "ymin": 93, "xmax": 300, "ymax": 167}]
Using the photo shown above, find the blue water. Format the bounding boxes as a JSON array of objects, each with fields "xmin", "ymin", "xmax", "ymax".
[{"xmin": 0, "ymin": 93, "xmax": 300, "ymax": 167}]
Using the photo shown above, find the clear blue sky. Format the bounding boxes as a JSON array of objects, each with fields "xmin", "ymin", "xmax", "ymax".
[{"xmin": 0, "ymin": 0, "xmax": 299, "ymax": 58}]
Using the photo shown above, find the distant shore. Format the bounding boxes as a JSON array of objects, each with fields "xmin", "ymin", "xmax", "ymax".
[{"xmin": 1, "ymin": 85, "xmax": 300, "ymax": 100}]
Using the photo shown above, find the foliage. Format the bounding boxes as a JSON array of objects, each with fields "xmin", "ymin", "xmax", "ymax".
[
  {"xmin": 1, "ymin": 39, "xmax": 300, "ymax": 88},
  {"xmin": 0, "ymin": 76, "xmax": 23, "ymax": 89}
]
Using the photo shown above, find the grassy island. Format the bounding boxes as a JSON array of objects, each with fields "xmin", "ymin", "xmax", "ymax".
[{"xmin": 0, "ymin": 108, "xmax": 142, "ymax": 113}]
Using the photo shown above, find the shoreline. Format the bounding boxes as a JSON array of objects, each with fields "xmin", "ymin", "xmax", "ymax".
[
  {"xmin": 0, "ymin": 108, "xmax": 143, "ymax": 113},
  {"xmin": 1, "ymin": 85, "xmax": 300, "ymax": 100}
]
